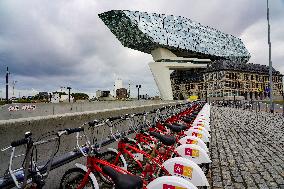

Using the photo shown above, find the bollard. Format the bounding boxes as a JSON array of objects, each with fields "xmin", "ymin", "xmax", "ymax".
[
  {"xmin": 282, "ymin": 103, "xmax": 284, "ymax": 117},
  {"xmin": 283, "ymin": 94, "xmax": 284, "ymax": 116}
]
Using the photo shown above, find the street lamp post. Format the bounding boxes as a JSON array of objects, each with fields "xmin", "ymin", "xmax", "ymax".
[
  {"xmin": 267, "ymin": 0, "xmax": 274, "ymax": 113},
  {"xmin": 67, "ymin": 87, "xmax": 72, "ymax": 103},
  {"xmin": 136, "ymin": 85, "xmax": 141, "ymax": 100},
  {"xmin": 6, "ymin": 66, "xmax": 10, "ymax": 103},
  {"xmin": 282, "ymin": 91, "xmax": 284, "ymax": 116},
  {"xmin": 12, "ymin": 80, "xmax": 18, "ymax": 96}
]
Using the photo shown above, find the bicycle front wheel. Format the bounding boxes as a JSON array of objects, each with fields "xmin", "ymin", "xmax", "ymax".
[{"xmin": 60, "ymin": 168, "xmax": 94, "ymax": 189}]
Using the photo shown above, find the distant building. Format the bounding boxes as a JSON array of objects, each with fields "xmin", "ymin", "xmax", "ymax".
[
  {"xmin": 205, "ymin": 61, "xmax": 283, "ymax": 100},
  {"xmin": 96, "ymin": 90, "xmax": 111, "ymax": 98},
  {"xmin": 116, "ymin": 88, "xmax": 128, "ymax": 99},
  {"xmin": 51, "ymin": 93, "xmax": 60, "ymax": 103},
  {"xmin": 96, "ymin": 90, "xmax": 102, "ymax": 98},
  {"xmin": 139, "ymin": 94, "xmax": 149, "ymax": 100},
  {"xmin": 114, "ymin": 79, "xmax": 123, "ymax": 97},
  {"xmin": 171, "ymin": 60, "xmax": 283, "ymax": 100},
  {"xmin": 171, "ymin": 68, "xmax": 206, "ymax": 100},
  {"xmin": 96, "ymin": 90, "xmax": 114, "ymax": 101},
  {"xmin": 60, "ymin": 95, "xmax": 74, "ymax": 102}
]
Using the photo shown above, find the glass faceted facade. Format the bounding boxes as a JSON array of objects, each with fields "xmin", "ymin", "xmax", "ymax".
[{"xmin": 99, "ymin": 10, "xmax": 251, "ymax": 63}]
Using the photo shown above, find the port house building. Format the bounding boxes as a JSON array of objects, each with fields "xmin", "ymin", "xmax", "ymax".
[{"xmin": 99, "ymin": 10, "xmax": 283, "ymax": 100}]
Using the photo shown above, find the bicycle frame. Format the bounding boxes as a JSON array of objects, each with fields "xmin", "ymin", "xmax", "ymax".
[
  {"xmin": 133, "ymin": 132, "xmax": 177, "ymax": 162},
  {"xmin": 77, "ymin": 154, "xmax": 148, "ymax": 189},
  {"xmin": 1, "ymin": 131, "xmax": 66, "ymax": 189},
  {"xmin": 70, "ymin": 122, "xmax": 149, "ymax": 188},
  {"xmin": 115, "ymin": 139, "xmax": 170, "ymax": 181},
  {"xmin": 126, "ymin": 105, "xmax": 206, "ymax": 162}
]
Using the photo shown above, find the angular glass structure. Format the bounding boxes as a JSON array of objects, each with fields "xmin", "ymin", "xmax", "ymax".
[{"xmin": 99, "ymin": 10, "xmax": 251, "ymax": 63}]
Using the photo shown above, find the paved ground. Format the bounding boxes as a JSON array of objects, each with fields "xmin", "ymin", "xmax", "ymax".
[{"xmin": 209, "ymin": 107, "xmax": 284, "ymax": 189}]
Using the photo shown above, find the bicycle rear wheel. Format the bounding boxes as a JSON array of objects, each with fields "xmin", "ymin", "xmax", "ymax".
[
  {"xmin": 60, "ymin": 168, "xmax": 94, "ymax": 189},
  {"xmin": 96, "ymin": 150, "xmax": 126, "ymax": 187}
]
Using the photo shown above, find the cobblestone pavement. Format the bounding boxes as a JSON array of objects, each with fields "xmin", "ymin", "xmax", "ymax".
[{"xmin": 210, "ymin": 107, "xmax": 284, "ymax": 189}]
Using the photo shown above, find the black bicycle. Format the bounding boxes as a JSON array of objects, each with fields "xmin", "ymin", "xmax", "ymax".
[{"xmin": 0, "ymin": 128, "xmax": 84, "ymax": 189}]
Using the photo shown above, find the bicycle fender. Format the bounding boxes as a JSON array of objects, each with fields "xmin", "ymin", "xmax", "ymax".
[
  {"xmin": 178, "ymin": 136, "xmax": 209, "ymax": 152},
  {"xmin": 198, "ymin": 111, "xmax": 210, "ymax": 117},
  {"xmin": 175, "ymin": 144, "xmax": 211, "ymax": 164},
  {"xmin": 185, "ymin": 129, "xmax": 210, "ymax": 143},
  {"xmin": 193, "ymin": 120, "xmax": 210, "ymax": 131},
  {"xmin": 146, "ymin": 176, "xmax": 197, "ymax": 189},
  {"xmin": 75, "ymin": 163, "xmax": 99, "ymax": 189},
  {"xmin": 162, "ymin": 157, "xmax": 209, "ymax": 187},
  {"xmin": 107, "ymin": 148, "xmax": 127, "ymax": 170},
  {"xmin": 197, "ymin": 111, "xmax": 210, "ymax": 117},
  {"xmin": 191, "ymin": 126, "xmax": 211, "ymax": 138},
  {"xmin": 194, "ymin": 118, "xmax": 210, "ymax": 124},
  {"xmin": 193, "ymin": 128, "xmax": 210, "ymax": 140}
]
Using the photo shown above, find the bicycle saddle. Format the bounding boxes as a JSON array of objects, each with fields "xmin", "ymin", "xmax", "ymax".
[
  {"xmin": 172, "ymin": 123, "xmax": 188, "ymax": 130},
  {"xmin": 163, "ymin": 123, "xmax": 183, "ymax": 133},
  {"xmin": 102, "ymin": 166, "xmax": 143, "ymax": 189},
  {"xmin": 149, "ymin": 132, "xmax": 175, "ymax": 146},
  {"xmin": 181, "ymin": 117, "xmax": 194, "ymax": 123}
]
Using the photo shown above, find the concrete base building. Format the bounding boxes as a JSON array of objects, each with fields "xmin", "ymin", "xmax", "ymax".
[
  {"xmin": 171, "ymin": 60, "xmax": 283, "ymax": 100},
  {"xmin": 99, "ymin": 10, "xmax": 282, "ymax": 100},
  {"xmin": 205, "ymin": 61, "xmax": 283, "ymax": 100},
  {"xmin": 148, "ymin": 48, "xmax": 209, "ymax": 100}
]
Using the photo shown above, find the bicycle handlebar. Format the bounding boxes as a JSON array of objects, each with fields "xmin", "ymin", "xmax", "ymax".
[
  {"xmin": 133, "ymin": 112, "xmax": 145, "ymax": 116},
  {"xmin": 109, "ymin": 115, "xmax": 124, "ymax": 121},
  {"xmin": 88, "ymin": 120, "xmax": 100, "ymax": 127},
  {"xmin": 65, "ymin": 127, "xmax": 84, "ymax": 135},
  {"xmin": 11, "ymin": 138, "xmax": 29, "ymax": 147}
]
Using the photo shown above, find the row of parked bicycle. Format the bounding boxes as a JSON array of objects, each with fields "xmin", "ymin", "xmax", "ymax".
[{"xmin": 0, "ymin": 101, "xmax": 211, "ymax": 189}]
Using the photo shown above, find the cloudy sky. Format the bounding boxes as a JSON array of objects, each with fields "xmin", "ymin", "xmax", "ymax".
[{"xmin": 0, "ymin": 0, "xmax": 283, "ymax": 98}]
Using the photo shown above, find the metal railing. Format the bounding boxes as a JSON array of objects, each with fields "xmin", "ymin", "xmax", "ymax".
[{"xmin": 210, "ymin": 100, "xmax": 284, "ymax": 116}]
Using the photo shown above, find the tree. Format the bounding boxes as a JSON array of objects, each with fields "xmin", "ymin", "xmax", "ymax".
[{"xmin": 71, "ymin": 93, "xmax": 89, "ymax": 101}]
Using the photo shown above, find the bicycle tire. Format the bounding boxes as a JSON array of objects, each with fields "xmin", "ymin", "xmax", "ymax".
[{"xmin": 59, "ymin": 167, "xmax": 94, "ymax": 189}]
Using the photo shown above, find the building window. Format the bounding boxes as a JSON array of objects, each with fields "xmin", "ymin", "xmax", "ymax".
[{"xmin": 227, "ymin": 73, "xmax": 230, "ymax": 80}]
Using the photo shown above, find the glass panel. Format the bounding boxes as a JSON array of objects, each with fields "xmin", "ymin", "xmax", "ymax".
[{"xmin": 99, "ymin": 10, "xmax": 251, "ymax": 62}]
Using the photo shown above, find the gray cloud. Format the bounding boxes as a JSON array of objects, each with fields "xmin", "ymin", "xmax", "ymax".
[{"xmin": 0, "ymin": 0, "xmax": 283, "ymax": 97}]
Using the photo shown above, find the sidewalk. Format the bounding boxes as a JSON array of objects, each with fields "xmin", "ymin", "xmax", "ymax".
[{"xmin": 209, "ymin": 107, "xmax": 284, "ymax": 189}]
